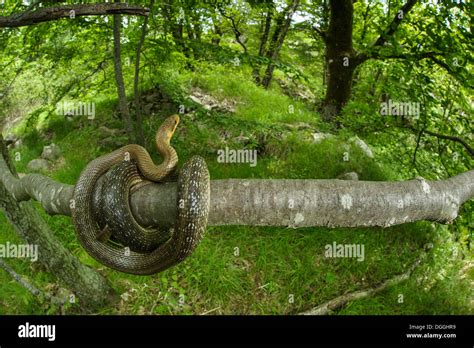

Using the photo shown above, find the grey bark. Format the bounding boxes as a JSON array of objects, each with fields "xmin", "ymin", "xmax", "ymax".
[
  {"xmin": 0, "ymin": 3, "xmax": 150, "ymax": 28},
  {"xmin": 2, "ymin": 162, "xmax": 473, "ymax": 229},
  {"xmin": 0, "ymin": 139, "xmax": 115, "ymax": 309}
]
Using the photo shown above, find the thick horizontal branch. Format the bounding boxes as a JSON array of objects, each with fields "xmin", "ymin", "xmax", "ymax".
[
  {"xmin": 1, "ymin": 151, "xmax": 473, "ymax": 229},
  {"xmin": 0, "ymin": 3, "xmax": 149, "ymax": 28}
]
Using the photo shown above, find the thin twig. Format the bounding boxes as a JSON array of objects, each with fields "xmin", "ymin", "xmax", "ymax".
[
  {"xmin": 300, "ymin": 253, "xmax": 425, "ymax": 315},
  {"xmin": 0, "ymin": 259, "xmax": 65, "ymax": 305},
  {"xmin": 200, "ymin": 306, "xmax": 221, "ymax": 315}
]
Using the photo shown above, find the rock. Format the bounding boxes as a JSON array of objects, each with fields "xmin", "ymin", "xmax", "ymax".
[
  {"xmin": 284, "ymin": 122, "xmax": 313, "ymax": 131},
  {"xmin": 27, "ymin": 159, "xmax": 52, "ymax": 172},
  {"xmin": 4, "ymin": 134, "xmax": 18, "ymax": 146},
  {"xmin": 276, "ymin": 78, "xmax": 316, "ymax": 103},
  {"xmin": 13, "ymin": 139, "xmax": 23, "ymax": 148},
  {"xmin": 337, "ymin": 172, "xmax": 359, "ymax": 181},
  {"xmin": 189, "ymin": 95, "xmax": 202, "ymax": 105},
  {"xmin": 189, "ymin": 87, "xmax": 236, "ymax": 113},
  {"xmin": 312, "ymin": 132, "xmax": 334, "ymax": 143},
  {"xmin": 234, "ymin": 133, "xmax": 250, "ymax": 143},
  {"xmin": 143, "ymin": 103, "xmax": 154, "ymax": 115},
  {"xmin": 41, "ymin": 143, "xmax": 62, "ymax": 161},
  {"xmin": 98, "ymin": 126, "xmax": 123, "ymax": 138},
  {"xmin": 350, "ymin": 136, "xmax": 374, "ymax": 158}
]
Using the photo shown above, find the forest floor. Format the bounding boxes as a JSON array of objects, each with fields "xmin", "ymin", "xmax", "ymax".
[{"xmin": 0, "ymin": 66, "xmax": 472, "ymax": 315}]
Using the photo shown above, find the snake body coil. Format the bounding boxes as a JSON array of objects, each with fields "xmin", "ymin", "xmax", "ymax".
[
  {"xmin": 99, "ymin": 161, "xmax": 171, "ymax": 252},
  {"xmin": 71, "ymin": 115, "xmax": 210, "ymax": 274}
]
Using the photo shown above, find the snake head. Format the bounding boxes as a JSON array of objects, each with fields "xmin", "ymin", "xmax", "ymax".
[{"xmin": 159, "ymin": 114, "xmax": 180, "ymax": 142}]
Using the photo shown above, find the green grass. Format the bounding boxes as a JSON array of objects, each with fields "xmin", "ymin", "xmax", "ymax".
[
  {"xmin": 180, "ymin": 65, "xmax": 320, "ymax": 125},
  {"xmin": 0, "ymin": 68, "xmax": 472, "ymax": 315}
]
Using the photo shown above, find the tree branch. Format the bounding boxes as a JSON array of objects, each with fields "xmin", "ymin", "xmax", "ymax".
[
  {"xmin": 0, "ymin": 3, "xmax": 150, "ymax": 28},
  {"xmin": 133, "ymin": 0, "xmax": 155, "ymax": 147},
  {"xmin": 372, "ymin": 0, "xmax": 418, "ymax": 48},
  {"xmin": 422, "ymin": 129, "xmax": 474, "ymax": 159},
  {"xmin": 218, "ymin": 8, "xmax": 248, "ymax": 53},
  {"xmin": 356, "ymin": 50, "xmax": 463, "ymax": 81},
  {"xmin": 0, "ymin": 259, "xmax": 66, "ymax": 306},
  {"xmin": 359, "ymin": 0, "xmax": 373, "ymax": 42},
  {"xmin": 312, "ymin": 25, "xmax": 327, "ymax": 42},
  {"xmin": 1, "ymin": 151, "xmax": 473, "ymax": 230}
]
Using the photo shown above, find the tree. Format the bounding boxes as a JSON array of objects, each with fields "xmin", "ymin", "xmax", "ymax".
[
  {"xmin": 133, "ymin": 0, "xmax": 156, "ymax": 147},
  {"xmin": 250, "ymin": 0, "xmax": 301, "ymax": 88},
  {"xmin": 259, "ymin": 0, "xmax": 300, "ymax": 88},
  {"xmin": 113, "ymin": 0, "xmax": 135, "ymax": 143},
  {"xmin": 314, "ymin": 0, "xmax": 472, "ymax": 122}
]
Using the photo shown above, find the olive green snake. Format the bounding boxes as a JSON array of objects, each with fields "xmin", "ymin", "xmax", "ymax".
[{"xmin": 71, "ymin": 115, "xmax": 210, "ymax": 275}]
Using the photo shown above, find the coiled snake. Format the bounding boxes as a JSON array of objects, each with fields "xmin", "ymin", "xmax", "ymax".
[{"xmin": 71, "ymin": 115, "xmax": 210, "ymax": 275}]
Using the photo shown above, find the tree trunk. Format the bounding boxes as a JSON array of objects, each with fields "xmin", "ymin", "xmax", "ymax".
[
  {"xmin": 113, "ymin": 2, "xmax": 135, "ymax": 143},
  {"xmin": 211, "ymin": 18, "xmax": 223, "ymax": 46},
  {"xmin": 261, "ymin": 0, "xmax": 300, "ymax": 89},
  {"xmin": 191, "ymin": 12, "xmax": 202, "ymax": 41},
  {"xmin": 0, "ymin": 138, "xmax": 115, "ymax": 309},
  {"xmin": 253, "ymin": 7, "xmax": 273, "ymax": 84},
  {"xmin": 321, "ymin": 0, "xmax": 357, "ymax": 122},
  {"xmin": 133, "ymin": 0, "xmax": 155, "ymax": 147},
  {"xmin": 162, "ymin": 0, "xmax": 189, "ymax": 58}
]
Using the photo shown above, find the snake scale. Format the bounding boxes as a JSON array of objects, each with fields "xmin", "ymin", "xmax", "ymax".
[{"xmin": 72, "ymin": 115, "xmax": 210, "ymax": 275}]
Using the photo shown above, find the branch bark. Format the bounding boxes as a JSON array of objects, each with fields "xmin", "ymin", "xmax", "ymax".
[
  {"xmin": 0, "ymin": 3, "xmax": 150, "ymax": 28},
  {"xmin": 1, "ymin": 154, "xmax": 473, "ymax": 230}
]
